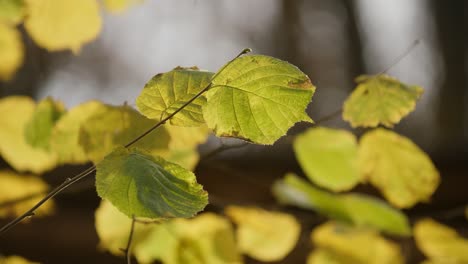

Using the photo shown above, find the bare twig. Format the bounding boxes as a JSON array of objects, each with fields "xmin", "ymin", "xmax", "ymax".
[
  {"xmin": 201, "ymin": 141, "xmax": 249, "ymax": 160},
  {"xmin": 124, "ymin": 217, "xmax": 136, "ymax": 264}
]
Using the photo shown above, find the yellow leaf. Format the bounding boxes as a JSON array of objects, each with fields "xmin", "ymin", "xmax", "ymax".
[
  {"xmin": 307, "ymin": 249, "xmax": 353, "ymax": 264},
  {"xmin": 0, "ymin": 0, "xmax": 25, "ymax": 24},
  {"xmin": 225, "ymin": 206, "xmax": 300, "ymax": 262},
  {"xmin": 94, "ymin": 200, "xmax": 152, "ymax": 256},
  {"xmin": 134, "ymin": 213, "xmax": 242, "ymax": 264},
  {"xmin": 0, "ymin": 170, "xmax": 54, "ymax": 218},
  {"xmin": 0, "ymin": 96, "xmax": 57, "ymax": 173},
  {"xmin": 0, "ymin": 23, "xmax": 23, "ymax": 81},
  {"xmin": 103, "ymin": 0, "xmax": 142, "ymax": 14},
  {"xmin": 24, "ymin": 0, "xmax": 102, "ymax": 52},
  {"xmin": 414, "ymin": 218, "xmax": 468, "ymax": 264},
  {"xmin": 50, "ymin": 100, "xmax": 107, "ymax": 164},
  {"xmin": 343, "ymin": 75, "xmax": 423, "ymax": 128},
  {"xmin": 0, "ymin": 256, "xmax": 40, "ymax": 264},
  {"xmin": 359, "ymin": 128, "xmax": 439, "ymax": 208},
  {"xmin": 310, "ymin": 221, "xmax": 404, "ymax": 264}
]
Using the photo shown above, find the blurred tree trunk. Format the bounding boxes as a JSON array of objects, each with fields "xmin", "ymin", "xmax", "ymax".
[{"xmin": 432, "ymin": 0, "xmax": 467, "ymax": 152}]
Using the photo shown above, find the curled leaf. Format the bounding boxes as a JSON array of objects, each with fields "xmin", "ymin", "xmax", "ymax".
[
  {"xmin": 204, "ymin": 54, "xmax": 315, "ymax": 144},
  {"xmin": 225, "ymin": 206, "xmax": 300, "ymax": 261},
  {"xmin": 343, "ymin": 75, "xmax": 423, "ymax": 128}
]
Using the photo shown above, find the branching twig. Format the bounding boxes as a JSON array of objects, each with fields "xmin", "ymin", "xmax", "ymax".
[{"xmin": 0, "ymin": 48, "xmax": 252, "ymax": 236}]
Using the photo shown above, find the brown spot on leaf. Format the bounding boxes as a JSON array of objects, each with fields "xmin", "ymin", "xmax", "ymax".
[{"xmin": 287, "ymin": 77, "xmax": 313, "ymax": 90}]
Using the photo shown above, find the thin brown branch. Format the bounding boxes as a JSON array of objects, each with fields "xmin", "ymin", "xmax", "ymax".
[
  {"xmin": 124, "ymin": 217, "xmax": 136, "ymax": 264},
  {"xmin": 201, "ymin": 141, "xmax": 249, "ymax": 160}
]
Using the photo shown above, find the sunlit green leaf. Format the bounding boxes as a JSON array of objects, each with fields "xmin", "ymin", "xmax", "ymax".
[
  {"xmin": 359, "ymin": 128, "xmax": 440, "ymax": 208},
  {"xmin": 134, "ymin": 213, "xmax": 242, "ymax": 264},
  {"xmin": 0, "ymin": 256, "xmax": 39, "ymax": 264},
  {"xmin": 225, "ymin": 206, "xmax": 300, "ymax": 262},
  {"xmin": 96, "ymin": 147, "xmax": 208, "ymax": 219},
  {"xmin": 24, "ymin": 97, "xmax": 65, "ymax": 151},
  {"xmin": 24, "ymin": 0, "xmax": 102, "ymax": 52},
  {"xmin": 103, "ymin": 0, "xmax": 142, "ymax": 13},
  {"xmin": 50, "ymin": 100, "xmax": 107, "ymax": 164},
  {"xmin": 203, "ymin": 55, "xmax": 315, "ymax": 144},
  {"xmin": 136, "ymin": 67, "xmax": 214, "ymax": 127},
  {"xmin": 79, "ymin": 104, "xmax": 170, "ymax": 163},
  {"xmin": 308, "ymin": 221, "xmax": 405, "ymax": 264},
  {"xmin": 415, "ymin": 218, "xmax": 468, "ymax": 264},
  {"xmin": 272, "ymin": 173, "xmax": 410, "ymax": 236},
  {"xmin": 294, "ymin": 127, "xmax": 360, "ymax": 192},
  {"xmin": 343, "ymin": 75, "xmax": 423, "ymax": 128},
  {"xmin": 0, "ymin": 170, "xmax": 54, "ymax": 218},
  {"xmin": 0, "ymin": 23, "xmax": 23, "ymax": 81},
  {"xmin": 94, "ymin": 200, "xmax": 152, "ymax": 256},
  {"xmin": 0, "ymin": 96, "xmax": 57, "ymax": 173},
  {"xmin": 0, "ymin": 0, "xmax": 24, "ymax": 24}
]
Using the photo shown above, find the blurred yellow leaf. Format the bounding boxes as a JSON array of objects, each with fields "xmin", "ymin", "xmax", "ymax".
[
  {"xmin": 24, "ymin": 0, "xmax": 102, "ymax": 52},
  {"xmin": 50, "ymin": 100, "xmax": 107, "ymax": 164},
  {"xmin": 294, "ymin": 127, "xmax": 360, "ymax": 192},
  {"xmin": 359, "ymin": 128, "xmax": 440, "ymax": 208},
  {"xmin": 0, "ymin": 23, "xmax": 23, "ymax": 81},
  {"xmin": 24, "ymin": 97, "xmax": 65, "ymax": 151},
  {"xmin": 94, "ymin": 200, "xmax": 152, "ymax": 256},
  {"xmin": 0, "ymin": 256, "xmax": 39, "ymax": 264},
  {"xmin": 0, "ymin": 170, "xmax": 54, "ymax": 218},
  {"xmin": 103, "ymin": 0, "xmax": 142, "ymax": 14},
  {"xmin": 414, "ymin": 218, "xmax": 468, "ymax": 264},
  {"xmin": 309, "ymin": 221, "xmax": 404, "ymax": 264},
  {"xmin": 0, "ymin": 96, "xmax": 57, "ymax": 173},
  {"xmin": 343, "ymin": 75, "xmax": 423, "ymax": 128},
  {"xmin": 134, "ymin": 213, "xmax": 242, "ymax": 264},
  {"xmin": 225, "ymin": 206, "xmax": 300, "ymax": 262},
  {"xmin": 0, "ymin": 0, "xmax": 25, "ymax": 24}
]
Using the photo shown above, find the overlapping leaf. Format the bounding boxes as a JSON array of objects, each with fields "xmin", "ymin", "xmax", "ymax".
[
  {"xmin": 134, "ymin": 213, "xmax": 242, "ymax": 264},
  {"xmin": 136, "ymin": 67, "xmax": 214, "ymax": 126},
  {"xmin": 414, "ymin": 218, "xmax": 468, "ymax": 263},
  {"xmin": 24, "ymin": 97, "xmax": 65, "ymax": 151},
  {"xmin": 359, "ymin": 128, "xmax": 440, "ymax": 208},
  {"xmin": 50, "ymin": 100, "xmax": 107, "ymax": 164},
  {"xmin": 0, "ymin": 0, "xmax": 24, "ymax": 24},
  {"xmin": 96, "ymin": 147, "xmax": 208, "ymax": 219},
  {"xmin": 294, "ymin": 127, "xmax": 360, "ymax": 192},
  {"xmin": 273, "ymin": 173, "xmax": 410, "ymax": 236},
  {"xmin": 0, "ymin": 96, "xmax": 57, "ymax": 173},
  {"xmin": 203, "ymin": 55, "xmax": 315, "ymax": 144},
  {"xmin": 0, "ymin": 170, "xmax": 53, "ymax": 218},
  {"xmin": 225, "ymin": 206, "xmax": 300, "ymax": 262},
  {"xmin": 24, "ymin": 0, "xmax": 102, "ymax": 52},
  {"xmin": 307, "ymin": 221, "xmax": 404, "ymax": 264},
  {"xmin": 0, "ymin": 23, "xmax": 23, "ymax": 81},
  {"xmin": 79, "ymin": 104, "xmax": 170, "ymax": 163},
  {"xmin": 343, "ymin": 75, "xmax": 423, "ymax": 128}
]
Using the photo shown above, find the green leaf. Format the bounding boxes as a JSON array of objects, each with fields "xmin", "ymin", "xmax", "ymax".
[
  {"xmin": 24, "ymin": 97, "xmax": 65, "ymax": 151},
  {"xmin": 203, "ymin": 54, "xmax": 315, "ymax": 144},
  {"xmin": 96, "ymin": 147, "xmax": 208, "ymax": 219},
  {"xmin": 272, "ymin": 173, "xmax": 411, "ymax": 236},
  {"xmin": 134, "ymin": 213, "xmax": 242, "ymax": 264},
  {"xmin": 294, "ymin": 127, "xmax": 360, "ymax": 192},
  {"xmin": 359, "ymin": 128, "xmax": 440, "ymax": 208},
  {"xmin": 136, "ymin": 67, "xmax": 214, "ymax": 126},
  {"xmin": 24, "ymin": 0, "xmax": 102, "ymax": 53},
  {"xmin": 50, "ymin": 100, "xmax": 107, "ymax": 164},
  {"xmin": 0, "ymin": 170, "xmax": 54, "ymax": 218},
  {"xmin": 414, "ymin": 218, "xmax": 468, "ymax": 264},
  {"xmin": 79, "ymin": 104, "xmax": 170, "ymax": 163},
  {"xmin": 308, "ymin": 221, "xmax": 405, "ymax": 264},
  {"xmin": 0, "ymin": 0, "xmax": 24, "ymax": 24},
  {"xmin": 0, "ymin": 23, "xmax": 23, "ymax": 81},
  {"xmin": 0, "ymin": 96, "xmax": 57, "ymax": 173},
  {"xmin": 94, "ymin": 200, "xmax": 152, "ymax": 256},
  {"xmin": 343, "ymin": 75, "xmax": 423, "ymax": 128},
  {"xmin": 225, "ymin": 206, "xmax": 300, "ymax": 262}
]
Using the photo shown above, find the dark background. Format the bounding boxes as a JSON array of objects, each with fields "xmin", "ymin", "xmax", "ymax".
[{"xmin": 1, "ymin": 0, "xmax": 467, "ymax": 263}]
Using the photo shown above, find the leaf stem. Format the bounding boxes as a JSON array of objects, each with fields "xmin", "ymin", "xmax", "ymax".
[
  {"xmin": 124, "ymin": 217, "xmax": 136, "ymax": 264},
  {"xmin": 0, "ymin": 48, "xmax": 251, "ymax": 236}
]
